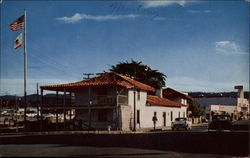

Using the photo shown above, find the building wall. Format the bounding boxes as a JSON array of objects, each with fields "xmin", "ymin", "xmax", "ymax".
[
  {"xmin": 127, "ymin": 90, "xmax": 187, "ymax": 129},
  {"xmin": 210, "ymin": 105, "xmax": 237, "ymax": 114},
  {"xmin": 75, "ymin": 88, "xmax": 188, "ymax": 130},
  {"xmin": 118, "ymin": 105, "xmax": 132, "ymax": 131},
  {"xmin": 172, "ymin": 98, "xmax": 187, "ymax": 105},
  {"xmin": 137, "ymin": 105, "xmax": 187, "ymax": 128},
  {"xmin": 237, "ymin": 98, "xmax": 249, "ymax": 112}
]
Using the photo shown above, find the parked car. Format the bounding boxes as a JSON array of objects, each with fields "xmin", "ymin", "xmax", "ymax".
[
  {"xmin": 171, "ymin": 117, "xmax": 192, "ymax": 131},
  {"xmin": 231, "ymin": 120, "xmax": 250, "ymax": 131},
  {"xmin": 208, "ymin": 114, "xmax": 232, "ymax": 131}
]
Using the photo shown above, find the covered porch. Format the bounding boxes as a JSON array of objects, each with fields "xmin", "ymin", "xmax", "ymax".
[{"xmin": 39, "ymin": 84, "xmax": 128, "ymax": 131}]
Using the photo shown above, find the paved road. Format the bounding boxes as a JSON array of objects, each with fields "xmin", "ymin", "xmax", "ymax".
[{"xmin": 0, "ymin": 144, "xmax": 231, "ymax": 158}]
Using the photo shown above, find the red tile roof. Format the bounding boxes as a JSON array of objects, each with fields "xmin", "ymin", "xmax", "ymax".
[
  {"xmin": 41, "ymin": 72, "xmax": 155, "ymax": 92},
  {"xmin": 147, "ymin": 95, "xmax": 185, "ymax": 107},
  {"xmin": 163, "ymin": 88, "xmax": 192, "ymax": 101}
]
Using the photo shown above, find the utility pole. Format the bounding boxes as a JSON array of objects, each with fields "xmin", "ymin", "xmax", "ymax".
[
  {"xmin": 83, "ymin": 73, "xmax": 94, "ymax": 80},
  {"xmin": 23, "ymin": 9, "xmax": 28, "ymax": 129},
  {"xmin": 133, "ymin": 84, "xmax": 136, "ymax": 131},
  {"xmin": 133, "ymin": 66, "xmax": 137, "ymax": 132}
]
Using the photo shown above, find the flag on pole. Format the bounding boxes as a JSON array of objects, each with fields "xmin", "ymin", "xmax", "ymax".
[
  {"xmin": 14, "ymin": 33, "xmax": 22, "ymax": 49},
  {"xmin": 10, "ymin": 15, "xmax": 24, "ymax": 31}
]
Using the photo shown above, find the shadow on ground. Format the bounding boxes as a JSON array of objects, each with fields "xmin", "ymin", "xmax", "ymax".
[{"xmin": 0, "ymin": 131, "xmax": 248, "ymax": 156}]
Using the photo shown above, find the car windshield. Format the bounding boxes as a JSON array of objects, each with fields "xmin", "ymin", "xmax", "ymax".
[
  {"xmin": 213, "ymin": 115, "xmax": 231, "ymax": 121},
  {"xmin": 175, "ymin": 118, "xmax": 186, "ymax": 121}
]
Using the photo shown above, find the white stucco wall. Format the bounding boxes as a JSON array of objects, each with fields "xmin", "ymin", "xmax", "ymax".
[
  {"xmin": 137, "ymin": 105, "xmax": 187, "ymax": 128},
  {"xmin": 74, "ymin": 88, "xmax": 188, "ymax": 130},
  {"xmin": 127, "ymin": 90, "xmax": 187, "ymax": 129},
  {"xmin": 210, "ymin": 105, "xmax": 237, "ymax": 114}
]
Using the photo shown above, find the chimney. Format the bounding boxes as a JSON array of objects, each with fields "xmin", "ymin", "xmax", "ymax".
[{"xmin": 155, "ymin": 88, "xmax": 163, "ymax": 98}]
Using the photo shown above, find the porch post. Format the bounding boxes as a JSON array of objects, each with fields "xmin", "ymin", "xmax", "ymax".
[
  {"xmin": 116, "ymin": 86, "xmax": 119, "ymax": 130},
  {"xmin": 88, "ymin": 86, "xmax": 92, "ymax": 130},
  {"xmin": 40, "ymin": 89, "xmax": 43, "ymax": 131},
  {"xmin": 56, "ymin": 91, "xmax": 58, "ymax": 130},
  {"xmin": 70, "ymin": 92, "xmax": 72, "ymax": 121},
  {"xmin": 36, "ymin": 83, "xmax": 39, "ymax": 121},
  {"xmin": 63, "ymin": 88, "xmax": 66, "ymax": 131}
]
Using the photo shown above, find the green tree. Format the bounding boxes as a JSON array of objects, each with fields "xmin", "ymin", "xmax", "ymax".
[
  {"xmin": 109, "ymin": 60, "xmax": 166, "ymax": 89},
  {"xmin": 188, "ymin": 100, "xmax": 205, "ymax": 117}
]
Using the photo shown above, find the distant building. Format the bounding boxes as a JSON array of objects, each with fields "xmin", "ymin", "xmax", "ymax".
[
  {"xmin": 41, "ymin": 72, "xmax": 189, "ymax": 131},
  {"xmin": 194, "ymin": 85, "xmax": 249, "ymax": 120},
  {"xmin": 163, "ymin": 88, "xmax": 192, "ymax": 106}
]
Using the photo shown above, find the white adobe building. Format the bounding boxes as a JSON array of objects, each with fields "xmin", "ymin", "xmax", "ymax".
[{"xmin": 41, "ymin": 73, "xmax": 189, "ymax": 131}]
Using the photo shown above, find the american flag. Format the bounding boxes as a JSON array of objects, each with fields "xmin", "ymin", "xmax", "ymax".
[{"xmin": 10, "ymin": 15, "xmax": 24, "ymax": 31}]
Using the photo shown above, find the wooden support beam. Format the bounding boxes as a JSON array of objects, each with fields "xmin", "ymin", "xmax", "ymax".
[
  {"xmin": 116, "ymin": 86, "xmax": 119, "ymax": 130},
  {"xmin": 88, "ymin": 87, "xmax": 91, "ymax": 130},
  {"xmin": 63, "ymin": 88, "xmax": 66, "ymax": 131},
  {"xmin": 56, "ymin": 91, "xmax": 59, "ymax": 130},
  {"xmin": 36, "ymin": 83, "xmax": 39, "ymax": 121},
  {"xmin": 40, "ymin": 89, "xmax": 43, "ymax": 131},
  {"xmin": 70, "ymin": 92, "xmax": 72, "ymax": 121}
]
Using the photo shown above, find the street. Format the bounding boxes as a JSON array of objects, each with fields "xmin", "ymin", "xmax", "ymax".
[
  {"xmin": 0, "ymin": 126, "xmax": 248, "ymax": 157},
  {"xmin": 0, "ymin": 144, "xmax": 231, "ymax": 158}
]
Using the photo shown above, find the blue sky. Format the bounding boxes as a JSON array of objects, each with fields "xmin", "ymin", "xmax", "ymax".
[{"xmin": 0, "ymin": 0, "xmax": 249, "ymax": 95}]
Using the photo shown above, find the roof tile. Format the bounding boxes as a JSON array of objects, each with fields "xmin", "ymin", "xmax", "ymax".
[
  {"xmin": 41, "ymin": 72, "xmax": 155, "ymax": 92},
  {"xmin": 147, "ymin": 95, "xmax": 184, "ymax": 107}
]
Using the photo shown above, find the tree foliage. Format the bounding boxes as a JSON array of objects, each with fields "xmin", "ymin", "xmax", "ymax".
[
  {"xmin": 109, "ymin": 60, "xmax": 166, "ymax": 89},
  {"xmin": 188, "ymin": 100, "xmax": 205, "ymax": 117}
]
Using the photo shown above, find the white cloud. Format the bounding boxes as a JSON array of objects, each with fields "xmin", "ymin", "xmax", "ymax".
[
  {"xmin": 142, "ymin": 0, "xmax": 189, "ymax": 8},
  {"xmin": 56, "ymin": 13, "xmax": 139, "ymax": 23},
  {"xmin": 215, "ymin": 41, "xmax": 247, "ymax": 55},
  {"xmin": 188, "ymin": 9, "xmax": 211, "ymax": 14}
]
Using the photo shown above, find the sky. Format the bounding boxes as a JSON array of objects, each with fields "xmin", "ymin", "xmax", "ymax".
[{"xmin": 0, "ymin": 0, "xmax": 249, "ymax": 96}]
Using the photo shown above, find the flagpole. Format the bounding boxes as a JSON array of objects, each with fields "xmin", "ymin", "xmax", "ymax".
[{"xmin": 23, "ymin": 9, "xmax": 27, "ymax": 126}]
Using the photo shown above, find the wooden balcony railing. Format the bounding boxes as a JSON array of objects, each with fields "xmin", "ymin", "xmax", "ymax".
[{"xmin": 42, "ymin": 95, "xmax": 128, "ymax": 108}]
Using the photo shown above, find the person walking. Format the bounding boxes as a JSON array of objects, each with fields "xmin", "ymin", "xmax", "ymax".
[{"xmin": 152, "ymin": 114, "xmax": 158, "ymax": 130}]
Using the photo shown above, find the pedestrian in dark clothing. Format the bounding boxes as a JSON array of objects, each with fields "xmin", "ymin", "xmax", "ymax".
[{"xmin": 152, "ymin": 115, "xmax": 158, "ymax": 130}]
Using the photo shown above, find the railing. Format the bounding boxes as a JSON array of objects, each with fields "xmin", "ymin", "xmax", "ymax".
[{"xmin": 42, "ymin": 95, "xmax": 128, "ymax": 108}]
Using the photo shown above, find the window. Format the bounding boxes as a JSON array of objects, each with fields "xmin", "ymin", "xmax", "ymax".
[
  {"xmin": 178, "ymin": 112, "xmax": 180, "ymax": 118},
  {"xmin": 171, "ymin": 111, "xmax": 173, "ymax": 121},
  {"xmin": 137, "ymin": 110, "xmax": 140, "ymax": 124},
  {"xmin": 137, "ymin": 90, "xmax": 140, "ymax": 100},
  {"xmin": 183, "ymin": 112, "xmax": 185, "ymax": 117},
  {"xmin": 98, "ymin": 110, "xmax": 108, "ymax": 121}
]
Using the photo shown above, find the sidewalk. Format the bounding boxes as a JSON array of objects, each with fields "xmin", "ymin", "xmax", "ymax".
[{"xmin": 0, "ymin": 123, "xmax": 209, "ymax": 136}]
